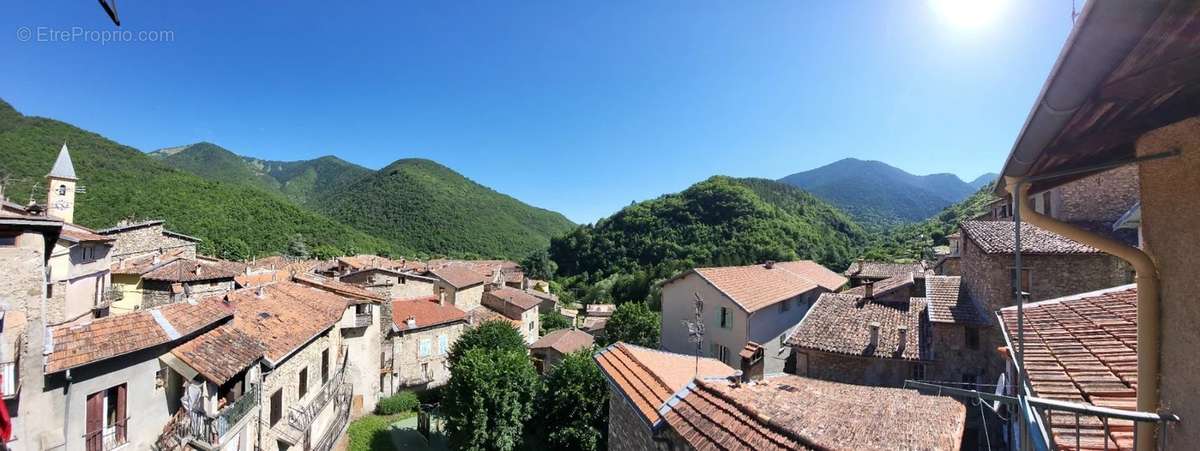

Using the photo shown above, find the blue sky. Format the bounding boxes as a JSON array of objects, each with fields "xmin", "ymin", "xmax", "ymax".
[{"xmin": 2, "ymin": 1, "xmax": 1076, "ymax": 223}]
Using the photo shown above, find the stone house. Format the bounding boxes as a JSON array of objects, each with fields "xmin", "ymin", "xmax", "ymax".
[
  {"xmin": 338, "ymin": 267, "xmax": 436, "ymax": 300},
  {"xmin": 109, "ymin": 255, "xmax": 239, "ymax": 314},
  {"xmin": 383, "ymin": 297, "xmax": 466, "ymax": 394},
  {"xmin": 97, "ymin": 220, "xmax": 200, "ymax": 263},
  {"xmin": 594, "ymin": 342, "xmax": 966, "ymax": 451},
  {"xmin": 985, "ymin": 164, "xmax": 1139, "ymax": 227},
  {"xmin": 921, "ymin": 275, "xmax": 995, "ymax": 386},
  {"xmin": 481, "ymin": 287, "xmax": 541, "ymax": 344},
  {"xmin": 786, "ymin": 290, "xmax": 929, "ymax": 388},
  {"xmin": 426, "ymin": 266, "xmax": 486, "ymax": 311},
  {"xmin": 529, "ymin": 328, "xmax": 594, "ymax": 374},
  {"xmin": 660, "ymin": 261, "xmax": 845, "ymax": 373}
]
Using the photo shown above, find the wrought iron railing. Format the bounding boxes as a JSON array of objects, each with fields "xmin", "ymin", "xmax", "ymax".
[
  {"xmin": 353, "ymin": 312, "xmax": 372, "ymax": 328},
  {"xmin": 165, "ymin": 385, "xmax": 260, "ymax": 448},
  {"xmin": 311, "ymin": 387, "xmax": 352, "ymax": 451},
  {"xmin": 288, "ymin": 346, "xmax": 349, "ymax": 433},
  {"xmin": 83, "ymin": 418, "xmax": 128, "ymax": 451}
]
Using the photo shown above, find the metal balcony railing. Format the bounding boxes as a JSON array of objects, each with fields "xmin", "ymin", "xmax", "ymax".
[
  {"xmin": 287, "ymin": 346, "xmax": 350, "ymax": 433},
  {"xmin": 83, "ymin": 418, "xmax": 128, "ymax": 451},
  {"xmin": 160, "ymin": 384, "xmax": 260, "ymax": 449},
  {"xmin": 0, "ymin": 359, "xmax": 18, "ymax": 399}
]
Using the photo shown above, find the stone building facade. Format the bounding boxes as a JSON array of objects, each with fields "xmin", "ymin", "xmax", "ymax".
[
  {"xmin": 605, "ymin": 390, "xmax": 660, "ymax": 451},
  {"xmin": 258, "ymin": 330, "xmax": 347, "ymax": 451},
  {"xmin": 387, "ymin": 321, "xmax": 465, "ymax": 392},
  {"xmin": 97, "ymin": 220, "xmax": 199, "ymax": 262},
  {"xmin": 796, "ymin": 351, "xmax": 916, "ymax": 387}
]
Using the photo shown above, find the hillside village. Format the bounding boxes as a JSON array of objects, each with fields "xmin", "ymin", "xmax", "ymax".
[{"xmin": 2, "ymin": 2, "xmax": 1199, "ymax": 451}]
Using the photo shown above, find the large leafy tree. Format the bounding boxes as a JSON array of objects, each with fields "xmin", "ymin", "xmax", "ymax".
[
  {"xmin": 443, "ymin": 348, "xmax": 541, "ymax": 451},
  {"xmin": 536, "ymin": 350, "xmax": 609, "ymax": 451},
  {"xmin": 521, "ymin": 248, "xmax": 558, "ymax": 280},
  {"xmin": 448, "ymin": 319, "xmax": 527, "ymax": 366},
  {"xmin": 540, "ymin": 312, "xmax": 572, "ymax": 335},
  {"xmin": 603, "ymin": 302, "xmax": 660, "ymax": 347}
]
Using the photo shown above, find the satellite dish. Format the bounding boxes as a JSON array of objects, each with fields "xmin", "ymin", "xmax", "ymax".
[{"xmin": 98, "ymin": 0, "xmax": 120, "ymax": 26}]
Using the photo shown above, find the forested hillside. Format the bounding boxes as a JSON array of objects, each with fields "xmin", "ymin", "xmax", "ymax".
[
  {"xmin": 862, "ymin": 182, "xmax": 998, "ymax": 261},
  {"xmin": 0, "ymin": 99, "xmax": 399, "ymax": 259},
  {"xmin": 548, "ymin": 176, "xmax": 867, "ymax": 305}
]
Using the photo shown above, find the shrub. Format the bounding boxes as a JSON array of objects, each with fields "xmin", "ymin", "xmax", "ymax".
[
  {"xmin": 416, "ymin": 386, "xmax": 444, "ymax": 405},
  {"xmin": 376, "ymin": 391, "xmax": 419, "ymax": 415}
]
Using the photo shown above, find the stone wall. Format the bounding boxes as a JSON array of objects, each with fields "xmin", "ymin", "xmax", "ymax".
[
  {"xmin": 1136, "ymin": 116, "xmax": 1200, "ymax": 446},
  {"xmin": 927, "ymin": 323, "xmax": 1002, "ymax": 387},
  {"xmin": 958, "ymin": 237, "xmax": 1131, "ymax": 314},
  {"xmin": 259, "ymin": 327, "xmax": 343, "ymax": 451},
  {"xmin": 1054, "ymin": 164, "xmax": 1140, "ymax": 224},
  {"xmin": 106, "ymin": 223, "xmax": 197, "ymax": 261},
  {"xmin": 388, "ymin": 322, "xmax": 464, "ymax": 391},
  {"xmin": 795, "ymin": 350, "xmax": 913, "ymax": 388},
  {"xmin": 606, "ymin": 386, "xmax": 660, "ymax": 451},
  {"xmin": 141, "ymin": 279, "xmax": 235, "ymax": 309}
]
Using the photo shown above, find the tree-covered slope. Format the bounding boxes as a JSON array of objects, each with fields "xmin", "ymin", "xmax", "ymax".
[
  {"xmin": 312, "ymin": 158, "xmax": 576, "ymax": 260},
  {"xmin": 779, "ymin": 158, "xmax": 981, "ymax": 229},
  {"xmin": 549, "ymin": 176, "xmax": 867, "ymax": 286},
  {"xmin": 0, "ymin": 99, "xmax": 398, "ymax": 259},
  {"xmin": 863, "ymin": 182, "xmax": 999, "ymax": 262}
]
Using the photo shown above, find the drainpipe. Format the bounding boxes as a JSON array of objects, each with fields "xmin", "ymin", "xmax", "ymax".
[{"xmin": 1006, "ymin": 176, "xmax": 1161, "ymax": 450}]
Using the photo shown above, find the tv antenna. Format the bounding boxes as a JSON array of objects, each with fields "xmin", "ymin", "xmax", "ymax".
[{"xmin": 682, "ymin": 292, "xmax": 706, "ymax": 377}]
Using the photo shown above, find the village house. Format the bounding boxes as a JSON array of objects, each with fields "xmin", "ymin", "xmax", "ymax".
[
  {"xmin": 481, "ymin": 286, "xmax": 541, "ymax": 344},
  {"xmin": 987, "ymin": 2, "xmax": 1200, "ymax": 446},
  {"xmin": 921, "ymin": 275, "xmax": 995, "ymax": 385},
  {"xmin": 96, "ymin": 219, "xmax": 201, "ymax": 263},
  {"xmin": 383, "ymin": 296, "xmax": 466, "ymax": 395},
  {"xmin": 660, "ymin": 260, "xmax": 845, "ymax": 373},
  {"xmin": 594, "ymin": 342, "xmax": 966, "ymax": 451},
  {"xmin": 529, "ymin": 328, "xmax": 594, "ymax": 374},
  {"xmin": 843, "ymin": 259, "xmax": 926, "ymax": 288},
  {"xmin": 426, "ymin": 265, "xmax": 487, "ymax": 311},
  {"xmin": 338, "ymin": 267, "xmax": 437, "ymax": 300},
  {"xmin": 109, "ymin": 253, "xmax": 240, "ymax": 314}
]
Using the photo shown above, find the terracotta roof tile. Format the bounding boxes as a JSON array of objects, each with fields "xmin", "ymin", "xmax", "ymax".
[
  {"xmin": 234, "ymin": 270, "xmax": 289, "ymax": 289},
  {"xmin": 228, "ymin": 282, "xmax": 348, "ymax": 363},
  {"xmin": 925, "ymin": 275, "xmax": 991, "ymax": 326},
  {"xmin": 593, "ymin": 343, "xmax": 736, "ymax": 425},
  {"xmin": 686, "ymin": 261, "xmax": 845, "ymax": 313},
  {"xmin": 141, "ymin": 259, "xmax": 240, "ymax": 283},
  {"xmin": 844, "ymin": 273, "xmax": 915, "ymax": 298},
  {"xmin": 530, "ymin": 329, "xmax": 594, "ymax": 354},
  {"xmin": 60, "ymin": 226, "xmax": 115, "ymax": 243},
  {"xmin": 664, "ymin": 381, "xmax": 808, "ymax": 451},
  {"xmin": 294, "ymin": 272, "xmax": 386, "ymax": 303},
  {"xmin": 428, "ymin": 265, "xmax": 488, "ymax": 289},
  {"xmin": 482, "ymin": 287, "xmax": 541, "ymax": 320},
  {"xmin": 787, "ymin": 293, "xmax": 928, "ymax": 361},
  {"xmin": 46, "ymin": 297, "xmax": 233, "ymax": 373},
  {"xmin": 843, "ymin": 261, "xmax": 926, "ymax": 279},
  {"xmin": 1000, "ymin": 285, "xmax": 1139, "ymax": 450},
  {"xmin": 961, "ymin": 220, "xmax": 1101, "ymax": 255},
  {"xmin": 391, "ymin": 298, "xmax": 466, "ymax": 331},
  {"xmin": 170, "ymin": 324, "xmax": 265, "ymax": 384}
]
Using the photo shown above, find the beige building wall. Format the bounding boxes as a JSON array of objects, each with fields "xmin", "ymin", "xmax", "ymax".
[
  {"xmin": 388, "ymin": 322, "xmax": 464, "ymax": 392},
  {"xmin": 47, "ymin": 240, "xmax": 111, "ymax": 323},
  {"xmin": 109, "ymin": 274, "xmax": 143, "ymax": 315},
  {"xmin": 339, "ymin": 304, "xmax": 381, "ymax": 415},
  {"xmin": 1135, "ymin": 116, "xmax": 1200, "ymax": 446},
  {"xmin": 436, "ymin": 283, "xmax": 484, "ymax": 311},
  {"xmin": 660, "ymin": 273, "xmax": 747, "ymax": 367}
]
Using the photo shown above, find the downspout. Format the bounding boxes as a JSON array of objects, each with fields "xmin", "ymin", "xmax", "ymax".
[{"xmin": 1005, "ymin": 177, "xmax": 1161, "ymax": 450}]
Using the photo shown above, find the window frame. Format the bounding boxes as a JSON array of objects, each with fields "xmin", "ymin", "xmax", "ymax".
[
  {"xmin": 965, "ymin": 327, "xmax": 980, "ymax": 350},
  {"xmin": 298, "ymin": 367, "xmax": 308, "ymax": 399},
  {"xmin": 270, "ymin": 389, "xmax": 283, "ymax": 426},
  {"xmin": 418, "ymin": 337, "xmax": 433, "ymax": 358},
  {"xmin": 321, "ymin": 348, "xmax": 330, "ymax": 383}
]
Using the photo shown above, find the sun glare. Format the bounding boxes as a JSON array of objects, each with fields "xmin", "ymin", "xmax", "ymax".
[{"xmin": 930, "ymin": 0, "xmax": 1006, "ymax": 28}]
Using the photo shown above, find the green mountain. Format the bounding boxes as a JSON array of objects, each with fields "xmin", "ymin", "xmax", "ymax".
[
  {"xmin": 863, "ymin": 182, "xmax": 999, "ymax": 262},
  {"xmin": 312, "ymin": 158, "xmax": 576, "ymax": 260},
  {"xmin": 0, "ymin": 99, "xmax": 398, "ymax": 259},
  {"xmin": 969, "ymin": 173, "xmax": 999, "ymax": 190},
  {"xmin": 549, "ymin": 176, "xmax": 867, "ymax": 291},
  {"xmin": 150, "ymin": 142, "xmax": 372, "ymax": 205},
  {"xmin": 779, "ymin": 158, "xmax": 986, "ymax": 229}
]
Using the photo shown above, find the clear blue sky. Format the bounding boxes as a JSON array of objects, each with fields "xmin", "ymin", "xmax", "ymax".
[{"xmin": 2, "ymin": 1, "xmax": 1077, "ymax": 223}]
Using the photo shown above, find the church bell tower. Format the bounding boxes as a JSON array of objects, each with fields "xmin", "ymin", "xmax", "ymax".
[{"xmin": 46, "ymin": 143, "xmax": 78, "ymax": 223}]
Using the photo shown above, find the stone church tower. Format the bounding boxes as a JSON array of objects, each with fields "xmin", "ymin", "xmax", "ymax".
[{"xmin": 46, "ymin": 143, "xmax": 77, "ymax": 223}]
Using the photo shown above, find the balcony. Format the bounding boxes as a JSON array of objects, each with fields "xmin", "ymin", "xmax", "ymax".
[
  {"xmin": 1, "ymin": 334, "xmax": 21, "ymax": 399},
  {"xmin": 340, "ymin": 307, "xmax": 373, "ymax": 329},
  {"xmin": 83, "ymin": 418, "xmax": 127, "ymax": 451},
  {"xmin": 161, "ymin": 385, "xmax": 260, "ymax": 450},
  {"xmin": 286, "ymin": 346, "xmax": 351, "ymax": 436}
]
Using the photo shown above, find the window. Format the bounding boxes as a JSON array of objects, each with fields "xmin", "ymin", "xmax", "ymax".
[
  {"xmin": 155, "ymin": 367, "xmax": 168, "ymax": 390},
  {"xmin": 321, "ymin": 348, "xmax": 330, "ymax": 383},
  {"xmin": 528, "ymin": 320, "xmax": 535, "ymax": 331},
  {"xmin": 910, "ymin": 364, "xmax": 926, "ymax": 380},
  {"xmin": 355, "ymin": 303, "xmax": 370, "ymax": 316},
  {"xmin": 278, "ymin": 441, "xmax": 290, "ymax": 451},
  {"xmin": 709, "ymin": 343, "xmax": 730, "ymax": 364},
  {"xmin": 298, "ymin": 367, "xmax": 308, "ymax": 398},
  {"xmin": 779, "ymin": 299, "xmax": 791, "ymax": 312},
  {"xmin": 438, "ymin": 335, "xmax": 449, "ymax": 355},
  {"xmin": 0, "ymin": 235, "xmax": 15, "ymax": 247},
  {"xmin": 85, "ymin": 384, "xmax": 126, "ymax": 451},
  {"xmin": 270, "ymin": 390, "xmax": 283, "ymax": 426},
  {"xmin": 965, "ymin": 327, "xmax": 980, "ymax": 350},
  {"xmin": 418, "ymin": 338, "xmax": 432, "ymax": 358},
  {"xmin": 961, "ymin": 373, "xmax": 978, "ymax": 391},
  {"xmin": 718, "ymin": 307, "xmax": 732, "ymax": 329},
  {"xmin": 1011, "ymin": 268, "xmax": 1032, "ymax": 295},
  {"xmin": 1042, "ymin": 191, "xmax": 1053, "ymax": 217},
  {"xmin": 58, "ymin": 184, "xmax": 67, "ymax": 196},
  {"xmin": 421, "ymin": 363, "xmax": 430, "ymax": 378}
]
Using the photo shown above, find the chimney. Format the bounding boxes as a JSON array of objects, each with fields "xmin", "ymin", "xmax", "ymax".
[
  {"xmin": 256, "ymin": 286, "xmax": 266, "ymax": 298},
  {"xmin": 739, "ymin": 342, "xmax": 765, "ymax": 383},
  {"xmin": 868, "ymin": 322, "xmax": 880, "ymax": 347},
  {"xmin": 897, "ymin": 325, "xmax": 908, "ymax": 352},
  {"xmin": 405, "ymin": 315, "xmax": 417, "ymax": 330},
  {"xmin": 856, "ymin": 258, "xmax": 864, "ymax": 273},
  {"xmin": 863, "ymin": 280, "xmax": 875, "ymax": 299},
  {"xmin": 764, "ymin": 260, "xmax": 775, "ymax": 269},
  {"xmin": 438, "ymin": 287, "xmax": 447, "ymax": 306}
]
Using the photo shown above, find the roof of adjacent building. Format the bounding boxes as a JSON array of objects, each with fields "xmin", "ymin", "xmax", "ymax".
[
  {"xmin": 663, "ymin": 379, "xmax": 809, "ymax": 450},
  {"xmin": 429, "ymin": 265, "xmax": 488, "ymax": 289},
  {"xmin": 593, "ymin": 343, "xmax": 737, "ymax": 426},
  {"xmin": 465, "ymin": 305, "xmax": 524, "ymax": 329},
  {"xmin": 227, "ymin": 282, "xmax": 348, "ymax": 364},
  {"xmin": 46, "ymin": 297, "xmax": 233, "ymax": 373},
  {"xmin": 96, "ymin": 219, "xmax": 202, "ymax": 242},
  {"xmin": 787, "ymin": 293, "xmax": 928, "ymax": 361},
  {"xmin": 530, "ymin": 329, "xmax": 594, "ymax": 355},
  {"xmin": 48, "ymin": 143, "xmax": 77, "ymax": 180},
  {"xmin": 690, "ymin": 375, "xmax": 966, "ymax": 450},
  {"xmin": 482, "ymin": 287, "xmax": 542, "ymax": 319},
  {"xmin": 141, "ymin": 258, "xmax": 241, "ymax": 283},
  {"xmin": 580, "ymin": 316, "xmax": 608, "ymax": 333},
  {"xmin": 584, "ymin": 303, "xmax": 615, "ymax": 317},
  {"xmin": 170, "ymin": 324, "xmax": 265, "ymax": 385},
  {"xmin": 924, "ymin": 275, "xmax": 991, "ymax": 326},
  {"xmin": 680, "ymin": 261, "xmax": 846, "ymax": 313},
  {"xmin": 999, "ymin": 284, "xmax": 1139, "ymax": 450},
  {"xmin": 960, "ymin": 220, "xmax": 1101, "ymax": 255},
  {"xmin": 843, "ymin": 273, "xmax": 915, "ymax": 298},
  {"xmin": 294, "ymin": 272, "xmax": 386, "ymax": 303},
  {"xmin": 843, "ymin": 261, "xmax": 926, "ymax": 279},
  {"xmin": 246, "ymin": 255, "xmax": 325, "ymax": 275},
  {"xmin": 391, "ymin": 298, "xmax": 466, "ymax": 331},
  {"xmin": 59, "ymin": 225, "xmax": 115, "ymax": 243},
  {"xmin": 234, "ymin": 270, "xmax": 289, "ymax": 289}
]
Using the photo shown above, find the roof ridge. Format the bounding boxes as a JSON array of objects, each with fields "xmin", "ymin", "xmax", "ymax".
[
  {"xmin": 687, "ymin": 380, "xmax": 822, "ymax": 449},
  {"xmin": 999, "ymin": 283, "xmax": 1137, "ymax": 311}
]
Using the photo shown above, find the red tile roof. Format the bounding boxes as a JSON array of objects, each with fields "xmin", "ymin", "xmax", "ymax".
[
  {"xmin": 664, "ymin": 380, "xmax": 808, "ymax": 451},
  {"xmin": 961, "ymin": 220, "xmax": 1101, "ymax": 255},
  {"xmin": 482, "ymin": 287, "xmax": 542, "ymax": 319},
  {"xmin": 294, "ymin": 272, "xmax": 386, "ymax": 303},
  {"xmin": 530, "ymin": 329, "xmax": 594, "ymax": 355},
  {"xmin": 228, "ymin": 282, "xmax": 348, "ymax": 364},
  {"xmin": 999, "ymin": 285, "xmax": 1139, "ymax": 450},
  {"xmin": 60, "ymin": 226, "xmax": 115, "ymax": 243},
  {"xmin": 429, "ymin": 265, "xmax": 487, "ymax": 289},
  {"xmin": 141, "ymin": 259, "xmax": 240, "ymax": 283},
  {"xmin": 234, "ymin": 270, "xmax": 289, "ymax": 289},
  {"xmin": 170, "ymin": 324, "xmax": 265, "ymax": 384},
  {"xmin": 46, "ymin": 297, "xmax": 233, "ymax": 373},
  {"xmin": 924, "ymin": 275, "xmax": 991, "ymax": 326},
  {"xmin": 391, "ymin": 299, "xmax": 466, "ymax": 331},
  {"xmin": 843, "ymin": 273, "xmax": 915, "ymax": 298},
  {"xmin": 787, "ymin": 293, "xmax": 928, "ymax": 361},
  {"xmin": 843, "ymin": 260, "xmax": 927, "ymax": 279},
  {"xmin": 683, "ymin": 261, "xmax": 845, "ymax": 313},
  {"xmin": 593, "ymin": 343, "xmax": 737, "ymax": 425}
]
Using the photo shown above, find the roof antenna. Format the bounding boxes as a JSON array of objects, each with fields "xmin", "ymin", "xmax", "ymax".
[
  {"xmin": 683, "ymin": 292, "xmax": 706, "ymax": 378},
  {"xmin": 1071, "ymin": 0, "xmax": 1079, "ymax": 24},
  {"xmin": 98, "ymin": 0, "xmax": 121, "ymax": 26}
]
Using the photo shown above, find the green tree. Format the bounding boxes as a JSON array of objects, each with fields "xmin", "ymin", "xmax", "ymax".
[
  {"xmin": 443, "ymin": 348, "xmax": 540, "ymax": 451},
  {"xmin": 603, "ymin": 302, "xmax": 660, "ymax": 347},
  {"xmin": 521, "ymin": 248, "xmax": 558, "ymax": 280},
  {"xmin": 448, "ymin": 319, "xmax": 527, "ymax": 366},
  {"xmin": 537, "ymin": 350, "xmax": 609, "ymax": 451},
  {"xmin": 285, "ymin": 233, "xmax": 310, "ymax": 259},
  {"xmin": 540, "ymin": 312, "xmax": 572, "ymax": 335},
  {"xmin": 311, "ymin": 244, "xmax": 343, "ymax": 260}
]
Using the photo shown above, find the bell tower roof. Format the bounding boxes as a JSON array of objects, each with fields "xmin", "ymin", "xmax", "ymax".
[{"xmin": 47, "ymin": 143, "xmax": 77, "ymax": 180}]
